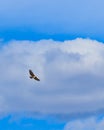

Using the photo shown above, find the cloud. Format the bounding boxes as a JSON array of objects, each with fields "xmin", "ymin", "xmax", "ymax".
[
  {"xmin": 64, "ymin": 117, "xmax": 104, "ymax": 130},
  {"xmin": 0, "ymin": 38, "xmax": 104, "ymax": 119}
]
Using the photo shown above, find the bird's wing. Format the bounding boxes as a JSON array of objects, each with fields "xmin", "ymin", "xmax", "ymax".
[
  {"xmin": 29, "ymin": 69, "xmax": 35, "ymax": 76},
  {"xmin": 34, "ymin": 76, "xmax": 40, "ymax": 81}
]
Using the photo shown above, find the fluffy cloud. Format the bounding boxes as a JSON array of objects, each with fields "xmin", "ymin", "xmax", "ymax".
[
  {"xmin": 64, "ymin": 117, "xmax": 104, "ymax": 130},
  {"xmin": 0, "ymin": 38, "xmax": 104, "ymax": 118}
]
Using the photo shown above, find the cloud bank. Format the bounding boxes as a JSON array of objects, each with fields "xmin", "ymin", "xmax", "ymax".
[{"xmin": 0, "ymin": 38, "xmax": 104, "ymax": 119}]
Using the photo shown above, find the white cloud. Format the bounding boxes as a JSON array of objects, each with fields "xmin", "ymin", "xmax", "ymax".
[
  {"xmin": 0, "ymin": 38, "xmax": 104, "ymax": 118},
  {"xmin": 64, "ymin": 117, "xmax": 104, "ymax": 130}
]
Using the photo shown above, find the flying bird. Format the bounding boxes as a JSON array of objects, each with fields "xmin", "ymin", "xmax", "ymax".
[{"xmin": 29, "ymin": 69, "xmax": 40, "ymax": 81}]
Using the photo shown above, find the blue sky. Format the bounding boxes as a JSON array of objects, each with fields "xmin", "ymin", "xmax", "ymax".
[
  {"xmin": 1, "ymin": 0, "xmax": 104, "ymax": 130},
  {"xmin": 0, "ymin": 0, "xmax": 104, "ymax": 42},
  {"xmin": 0, "ymin": 116, "xmax": 65, "ymax": 130}
]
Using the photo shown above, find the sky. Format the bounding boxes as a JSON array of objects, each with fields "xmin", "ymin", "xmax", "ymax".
[{"xmin": 1, "ymin": 0, "xmax": 104, "ymax": 130}]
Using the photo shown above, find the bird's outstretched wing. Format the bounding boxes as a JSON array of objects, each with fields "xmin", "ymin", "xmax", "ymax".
[
  {"xmin": 29, "ymin": 69, "xmax": 34, "ymax": 77},
  {"xmin": 34, "ymin": 76, "xmax": 40, "ymax": 81}
]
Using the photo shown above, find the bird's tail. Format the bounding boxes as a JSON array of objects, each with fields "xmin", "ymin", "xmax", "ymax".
[{"xmin": 30, "ymin": 76, "xmax": 33, "ymax": 79}]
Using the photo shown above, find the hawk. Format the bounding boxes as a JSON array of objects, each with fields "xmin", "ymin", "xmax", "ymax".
[{"xmin": 29, "ymin": 69, "xmax": 40, "ymax": 81}]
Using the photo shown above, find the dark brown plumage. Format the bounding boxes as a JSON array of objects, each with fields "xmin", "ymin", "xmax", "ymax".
[{"xmin": 29, "ymin": 69, "xmax": 40, "ymax": 81}]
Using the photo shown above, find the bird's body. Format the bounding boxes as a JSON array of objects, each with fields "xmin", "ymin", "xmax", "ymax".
[{"xmin": 29, "ymin": 69, "xmax": 40, "ymax": 81}]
